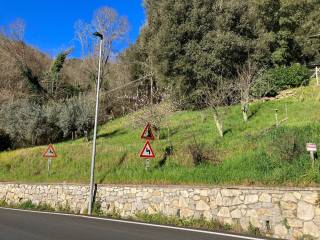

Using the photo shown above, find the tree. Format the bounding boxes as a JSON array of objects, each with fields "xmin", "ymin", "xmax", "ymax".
[
  {"xmin": 46, "ymin": 49, "xmax": 72, "ymax": 97},
  {"xmin": 75, "ymin": 7, "xmax": 128, "ymax": 89},
  {"xmin": 294, "ymin": 1, "xmax": 320, "ymax": 63},
  {"xmin": 128, "ymin": 0, "xmax": 320, "ymax": 109},
  {"xmin": 203, "ymin": 79, "xmax": 237, "ymax": 137},
  {"xmin": 129, "ymin": 88, "xmax": 174, "ymax": 140},
  {"xmin": 0, "ymin": 100, "xmax": 49, "ymax": 147},
  {"xmin": 237, "ymin": 62, "xmax": 261, "ymax": 122},
  {"xmin": 117, "ymin": 34, "xmax": 161, "ymax": 115},
  {"xmin": 0, "ymin": 96, "xmax": 95, "ymax": 148},
  {"xmin": 135, "ymin": 0, "xmax": 271, "ymax": 107},
  {"xmin": 57, "ymin": 96, "xmax": 95, "ymax": 140},
  {"xmin": 103, "ymin": 53, "xmax": 147, "ymax": 118},
  {"xmin": 75, "ymin": 96, "xmax": 95, "ymax": 141},
  {"xmin": 0, "ymin": 19, "xmax": 48, "ymax": 100}
]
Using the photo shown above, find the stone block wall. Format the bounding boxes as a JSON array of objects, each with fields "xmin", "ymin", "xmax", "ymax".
[{"xmin": 0, "ymin": 183, "xmax": 319, "ymax": 239}]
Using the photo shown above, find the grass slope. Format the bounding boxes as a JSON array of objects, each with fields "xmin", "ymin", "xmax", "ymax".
[{"xmin": 1, "ymin": 83, "xmax": 320, "ymax": 186}]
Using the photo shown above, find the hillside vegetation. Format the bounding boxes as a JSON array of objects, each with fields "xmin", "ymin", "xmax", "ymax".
[
  {"xmin": 0, "ymin": 1, "xmax": 320, "ymax": 186},
  {"xmin": 0, "ymin": 83, "xmax": 319, "ymax": 186}
]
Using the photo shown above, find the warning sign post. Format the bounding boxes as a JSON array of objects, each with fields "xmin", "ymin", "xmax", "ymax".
[
  {"xmin": 43, "ymin": 144, "xmax": 57, "ymax": 176},
  {"xmin": 140, "ymin": 140, "xmax": 155, "ymax": 171},
  {"xmin": 140, "ymin": 141, "xmax": 155, "ymax": 158},
  {"xmin": 141, "ymin": 123, "xmax": 155, "ymax": 140},
  {"xmin": 140, "ymin": 123, "xmax": 156, "ymax": 171}
]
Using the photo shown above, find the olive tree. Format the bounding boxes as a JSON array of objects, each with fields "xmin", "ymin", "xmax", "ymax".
[
  {"xmin": 0, "ymin": 100, "xmax": 49, "ymax": 146},
  {"xmin": 237, "ymin": 62, "xmax": 262, "ymax": 122},
  {"xmin": 203, "ymin": 79, "xmax": 237, "ymax": 138},
  {"xmin": 57, "ymin": 96, "xmax": 95, "ymax": 140}
]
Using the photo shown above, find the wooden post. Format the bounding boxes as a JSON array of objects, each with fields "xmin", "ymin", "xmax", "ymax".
[
  {"xmin": 310, "ymin": 151, "xmax": 315, "ymax": 169},
  {"xmin": 285, "ymin": 104, "xmax": 288, "ymax": 120},
  {"xmin": 275, "ymin": 109, "xmax": 279, "ymax": 127},
  {"xmin": 306, "ymin": 143, "xmax": 317, "ymax": 169}
]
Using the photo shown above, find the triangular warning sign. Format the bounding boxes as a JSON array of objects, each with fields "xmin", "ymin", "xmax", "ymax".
[
  {"xmin": 141, "ymin": 123, "xmax": 155, "ymax": 140},
  {"xmin": 140, "ymin": 141, "xmax": 155, "ymax": 158},
  {"xmin": 43, "ymin": 144, "xmax": 57, "ymax": 158}
]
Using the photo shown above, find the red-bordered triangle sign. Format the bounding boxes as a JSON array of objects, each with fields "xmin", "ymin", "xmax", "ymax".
[
  {"xmin": 43, "ymin": 144, "xmax": 57, "ymax": 158},
  {"xmin": 140, "ymin": 123, "xmax": 155, "ymax": 140},
  {"xmin": 140, "ymin": 141, "xmax": 155, "ymax": 158}
]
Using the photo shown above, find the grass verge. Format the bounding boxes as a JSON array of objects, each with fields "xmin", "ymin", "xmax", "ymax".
[{"xmin": 0, "ymin": 85, "xmax": 320, "ymax": 186}]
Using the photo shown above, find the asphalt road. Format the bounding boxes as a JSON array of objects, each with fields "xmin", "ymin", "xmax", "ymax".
[{"xmin": 0, "ymin": 208, "xmax": 265, "ymax": 240}]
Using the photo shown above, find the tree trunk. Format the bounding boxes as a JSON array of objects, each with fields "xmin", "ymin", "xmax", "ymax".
[
  {"xmin": 51, "ymin": 79, "xmax": 54, "ymax": 95},
  {"xmin": 84, "ymin": 130, "xmax": 88, "ymax": 142},
  {"xmin": 242, "ymin": 102, "xmax": 249, "ymax": 122},
  {"xmin": 157, "ymin": 127, "xmax": 161, "ymax": 140},
  {"xmin": 213, "ymin": 110, "xmax": 223, "ymax": 137}
]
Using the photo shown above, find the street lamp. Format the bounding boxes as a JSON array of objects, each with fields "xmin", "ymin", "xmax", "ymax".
[{"xmin": 88, "ymin": 31, "xmax": 103, "ymax": 215}]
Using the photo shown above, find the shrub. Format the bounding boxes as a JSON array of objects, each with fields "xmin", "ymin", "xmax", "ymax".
[
  {"xmin": 252, "ymin": 63, "xmax": 310, "ymax": 97},
  {"xmin": 248, "ymin": 222, "xmax": 262, "ymax": 236},
  {"xmin": 188, "ymin": 142, "xmax": 208, "ymax": 166},
  {"xmin": 0, "ymin": 129, "xmax": 11, "ymax": 151},
  {"xmin": 129, "ymin": 101, "xmax": 175, "ymax": 139},
  {"xmin": 93, "ymin": 200, "xmax": 103, "ymax": 216},
  {"xmin": 19, "ymin": 200, "xmax": 36, "ymax": 210},
  {"xmin": 184, "ymin": 89, "xmax": 208, "ymax": 110},
  {"xmin": 57, "ymin": 203, "xmax": 72, "ymax": 213},
  {"xmin": 0, "ymin": 100, "xmax": 48, "ymax": 147},
  {"xmin": 36, "ymin": 202, "xmax": 55, "ymax": 212},
  {"xmin": 269, "ymin": 131, "xmax": 303, "ymax": 162},
  {"xmin": 58, "ymin": 96, "xmax": 95, "ymax": 139},
  {"xmin": 0, "ymin": 96, "xmax": 95, "ymax": 148},
  {"xmin": 187, "ymin": 134, "xmax": 211, "ymax": 166},
  {"xmin": 75, "ymin": 96, "xmax": 95, "ymax": 137},
  {"xmin": 265, "ymin": 125, "xmax": 320, "ymax": 163},
  {"xmin": 135, "ymin": 213, "xmax": 235, "ymax": 233},
  {"xmin": 0, "ymin": 199, "xmax": 8, "ymax": 207}
]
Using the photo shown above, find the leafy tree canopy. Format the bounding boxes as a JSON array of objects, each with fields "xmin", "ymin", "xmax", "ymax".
[{"xmin": 125, "ymin": 0, "xmax": 320, "ymax": 107}]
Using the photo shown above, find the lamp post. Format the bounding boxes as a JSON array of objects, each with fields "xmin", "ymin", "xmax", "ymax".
[{"xmin": 88, "ymin": 31, "xmax": 103, "ymax": 215}]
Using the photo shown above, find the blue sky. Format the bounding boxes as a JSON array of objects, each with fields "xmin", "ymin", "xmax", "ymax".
[{"xmin": 0, "ymin": 0, "xmax": 145, "ymax": 58}]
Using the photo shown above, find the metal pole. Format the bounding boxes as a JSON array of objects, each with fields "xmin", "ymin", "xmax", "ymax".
[
  {"xmin": 145, "ymin": 158, "xmax": 150, "ymax": 171},
  {"xmin": 316, "ymin": 66, "xmax": 319, "ymax": 86},
  {"xmin": 48, "ymin": 158, "xmax": 51, "ymax": 176},
  {"xmin": 88, "ymin": 35, "xmax": 103, "ymax": 215}
]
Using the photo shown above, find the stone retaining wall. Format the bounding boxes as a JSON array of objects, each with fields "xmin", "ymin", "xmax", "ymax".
[{"xmin": 0, "ymin": 183, "xmax": 319, "ymax": 239}]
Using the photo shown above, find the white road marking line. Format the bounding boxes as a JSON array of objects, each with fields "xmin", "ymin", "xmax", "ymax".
[{"xmin": 0, "ymin": 207, "xmax": 266, "ymax": 240}]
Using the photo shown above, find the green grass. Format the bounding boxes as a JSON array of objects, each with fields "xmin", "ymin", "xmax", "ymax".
[
  {"xmin": 1, "ymin": 83, "xmax": 320, "ymax": 186},
  {"xmin": 135, "ymin": 213, "xmax": 265, "ymax": 237},
  {"xmin": 134, "ymin": 213, "xmax": 234, "ymax": 232},
  {"xmin": 0, "ymin": 199, "xmax": 55, "ymax": 212}
]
